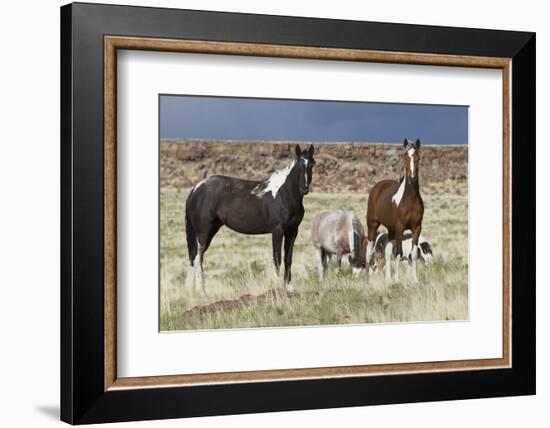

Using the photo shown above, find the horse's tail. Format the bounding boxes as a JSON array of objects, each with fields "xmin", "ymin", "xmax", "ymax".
[
  {"xmin": 185, "ymin": 198, "xmax": 197, "ymax": 266},
  {"xmin": 346, "ymin": 209, "xmax": 362, "ymax": 263}
]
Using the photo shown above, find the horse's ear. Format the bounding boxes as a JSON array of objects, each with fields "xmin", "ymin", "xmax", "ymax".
[
  {"xmin": 415, "ymin": 139, "xmax": 421, "ymax": 149},
  {"xmin": 403, "ymin": 138, "xmax": 408, "ymax": 148},
  {"xmin": 308, "ymin": 144, "xmax": 315, "ymax": 156},
  {"xmin": 295, "ymin": 145, "xmax": 302, "ymax": 157}
]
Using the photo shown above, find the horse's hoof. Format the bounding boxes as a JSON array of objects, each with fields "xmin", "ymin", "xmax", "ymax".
[
  {"xmin": 194, "ymin": 286, "xmax": 207, "ymax": 296},
  {"xmin": 285, "ymin": 283, "xmax": 296, "ymax": 295}
]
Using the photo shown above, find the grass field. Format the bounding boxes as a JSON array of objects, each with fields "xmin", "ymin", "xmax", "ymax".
[{"xmin": 160, "ymin": 186, "xmax": 468, "ymax": 331}]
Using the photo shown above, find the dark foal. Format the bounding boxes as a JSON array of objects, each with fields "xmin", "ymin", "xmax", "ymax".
[
  {"xmin": 185, "ymin": 144, "xmax": 315, "ymax": 294},
  {"xmin": 365, "ymin": 139, "xmax": 424, "ymax": 283}
]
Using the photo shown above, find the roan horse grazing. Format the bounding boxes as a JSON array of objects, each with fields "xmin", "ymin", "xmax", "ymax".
[
  {"xmin": 310, "ymin": 209, "xmax": 366, "ymax": 281},
  {"xmin": 185, "ymin": 144, "xmax": 316, "ymax": 294},
  {"xmin": 365, "ymin": 139, "xmax": 424, "ymax": 283}
]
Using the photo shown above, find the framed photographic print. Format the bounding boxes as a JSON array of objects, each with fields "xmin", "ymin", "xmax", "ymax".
[{"xmin": 60, "ymin": 2, "xmax": 535, "ymax": 424}]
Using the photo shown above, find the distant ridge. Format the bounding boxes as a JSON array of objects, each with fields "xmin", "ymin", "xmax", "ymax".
[{"xmin": 160, "ymin": 139, "xmax": 468, "ymax": 194}]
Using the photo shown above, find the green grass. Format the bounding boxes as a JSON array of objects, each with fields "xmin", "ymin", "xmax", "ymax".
[{"xmin": 160, "ymin": 189, "xmax": 468, "ymax": 331}]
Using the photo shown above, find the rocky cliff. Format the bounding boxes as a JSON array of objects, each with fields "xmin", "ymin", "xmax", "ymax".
[{"xmin": 160, "ymin": 139, "xmax": 468, "ymax": 194}]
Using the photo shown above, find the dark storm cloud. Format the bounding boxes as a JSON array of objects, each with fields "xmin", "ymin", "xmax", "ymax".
[{"xmin": 160, "ymin": 95, "xmax": 467, "ymax": 145}]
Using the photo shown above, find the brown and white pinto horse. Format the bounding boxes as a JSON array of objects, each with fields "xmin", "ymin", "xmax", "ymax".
[{"xmin": 365, "ymin": 139, "xmax": 424, "ymax": 283}]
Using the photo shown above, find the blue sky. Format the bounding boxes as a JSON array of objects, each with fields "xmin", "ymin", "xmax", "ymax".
[{"xmin": 160, "ymin": 95, "xmax": 468, "ymax": 145}]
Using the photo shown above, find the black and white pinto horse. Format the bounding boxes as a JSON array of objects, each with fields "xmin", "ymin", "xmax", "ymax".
[
  {"xmin": 370, "ymin": 231, "xmax": 433, "ymax": 273},
  {"xmin": 185, "ymin": 144, "xmax": 315, "ymax": 294}
]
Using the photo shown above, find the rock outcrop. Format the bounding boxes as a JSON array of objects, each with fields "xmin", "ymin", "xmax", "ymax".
[{"xmin": 161, "ymin": 139, "xmax": 467, "ymax": 194}]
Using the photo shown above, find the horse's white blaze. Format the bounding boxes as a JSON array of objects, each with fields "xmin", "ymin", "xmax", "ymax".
[
  {"xmin": 193, "ymin": 178, "xmax": 209, "ymax": 192},
  {"xmin": 304, "ymin": 159, "xmax": 309, "ymax": 187},
  {"xmin": 252, "ymin": 160, "xmax": 296, "ymax": 198},
  {"xmin": 391, "ymin": 176, "xmax": 407, "ymax": 207},
  {"xmin": 352, "ymin": 266, "xmax": 362, "ymax": 276},
  {"xmin": 408, "ymin": 147, "xmax": 416, "ymax": 178}
]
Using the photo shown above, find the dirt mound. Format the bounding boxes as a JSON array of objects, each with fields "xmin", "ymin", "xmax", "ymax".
[
  {"xmin": 182, "ymin": 287, "xmax": 313, "ymax": 317},
  {"xmin": 161, "ymin": 139, "xmax": 468, "ymax": 194}
]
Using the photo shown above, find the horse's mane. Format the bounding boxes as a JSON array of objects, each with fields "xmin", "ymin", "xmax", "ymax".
[{"xmin": 251, "ymin": 160, "xmax": 296, "ymax": 198}]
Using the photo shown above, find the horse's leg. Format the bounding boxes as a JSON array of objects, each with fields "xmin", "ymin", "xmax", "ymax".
[
  {"xmin": 394, "ymin": 228, "xmax": 404, "ymax": 283},
  {"xmin": 322, "ymin": 249, "xmax": 330, "ymax": 271},
  {"xmin": 336, "ymin": 250, "xmax": 343, "ymax": 269},
  {"xmin": 410, "ymin": 225, "xmax": 422, "ymax": 283},
  {"xmin": 185, "ymin": 238, "xmax": 198, "ymax": 291},
  {"xmin": 365, "ymin": 220, "xmax": 379, "ymax": 280},
  {"xmin": 384, "ymin": 244, "xmax": 393, "ymax": 283},
  {"xmin": 316, "ymin": 247, "xmax": 325, "ymax": 282},
  {"xmin": 194, "ymin": 219, "xmax": 222, "ymax": 295},
  {"xmin": 322, "ymin": 249, "xmax": 331, "ymax": 279},
  {"xmin": 283, "ymin": 228, "xmax": 298, "ymax": 293},
  {"xmin": 194, "ymin": 246, "xmax": 205, "ymax": 294},
  {"xmin": 271, "ymin": 226, "xmax": 284, "ymax": 280},
  {"xmin": 384, "ymin": 230, "xmax": 395, "ymax": 283},
  {"xmin": 360, "ymin": 236, "xmax": 369, "ymax": 273}
]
